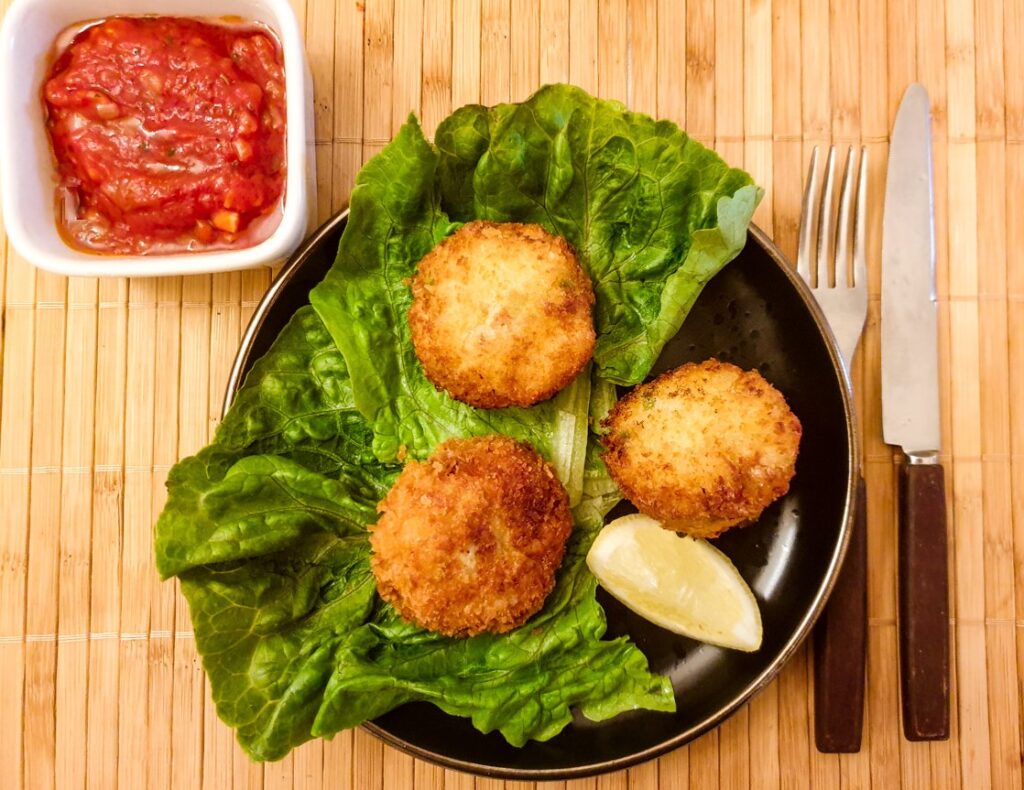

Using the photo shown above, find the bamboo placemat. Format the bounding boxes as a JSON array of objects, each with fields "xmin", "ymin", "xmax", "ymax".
[{"xmin": 1, "ymin": 0, "xmax": 1021, "ymax": 787}]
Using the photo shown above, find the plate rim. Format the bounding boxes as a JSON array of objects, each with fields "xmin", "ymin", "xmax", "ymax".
[{"xmin": 223, "ymin": 209, "xmax": 859, "ymax": 781}]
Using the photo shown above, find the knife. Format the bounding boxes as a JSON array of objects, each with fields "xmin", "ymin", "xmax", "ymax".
[{"xmin": 881, "ymin": 83, "xmax": 950, "ymax": 741}]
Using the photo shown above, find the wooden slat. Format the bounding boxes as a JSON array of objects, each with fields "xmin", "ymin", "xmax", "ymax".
[
  {"xmin": 718, "ymin": 708, "xmax": 750, "ymax": 789},
  {"xmin": 352, "ymin": 727, "xmax": 383, "ymax": 790},
  {"xmin": 777, "ymin": 651, "xmax": 811, "ymax": 790},
  {"xmin": 443, "ymin": 766, "xmax": 475, "ymax": 790},
  {"xmin": 656, "ymin": 0, "xmax": 685, "ymax": 127},
  {"xmin": 629, "ymin": 759, "xmax": 658, "ymax": 790},
  {"xmin": 770, "ymin": 0, "xmax": 801, "ymax": 255},
  {"xmin": 119, "ymin": 279, "xmax": 158, "ymax": 790},
  {"xmin": 292, "ymin": 742, "xmax": 323, "ymax": 790},
  {"xmin": 421, "ymin": 0, "xmax": 453, "ymax": 136},
  {"xmin": 86, "ymin": 277, "xmax": 128, "ymax": 790},
  {"xmin": 539, "ymin": 0, "xmax": 569, "ymax": 85},
  {"xmin": 481, "ymin": 0, "xmax": 511, "ymax": 105},
  {"xmin": 54, "ymin": 276, "xmax": 97, "ymax": 790},
  {"xmin": 1, "ymin": 1, "xmax": 1021, "ymax": 787},
  {"xmin": 307, "ymin": 0, "xmax": 338, "ymax": 224},
  {"xmin": 203, "ymin": 272, "xmax": 243, "ymax": 789},
  {"xmin": 1006, "ymin": 3, "xmax": 1024, "ymax": 790},
  {"xmin": 748, "ymin": 686, "xmax": 780, "ymax": 790},
  {"xmin": 597, "ymin": 0, "xmax": 627, "ymax": 104},
  {"xmin": 713, "ymin": 0, "xmax": 743, "ymax": 166},
  {"xmin": 23, "ymin": 268, "xmax": 66, "ymax": 790},
  {"xmin": 364, "ymin": 0, "xmax": 395, "ymax": 159},
  {"xmin": 382, "ymin": 745, "xmax": 413, "ymax": 790},
  {"xmin": 658, "ymin": 743, "xmax": 688, "ymax": 790},
  {"xmin": 943, "ymin": 2, "xmax": 994, "ymax": 788},
  {"xmin": 688, "ymin": 728, "xmax": 719, "ymax": 789},
  {"xmin": 974, "ymin": 1, "xmax": 1023, "ymax": 787},
  {"xmin": 414, "ymin": 757, "xmax": 445, "ymax": 790},
  {"xmin": 743, "ymin": 0, "xmax": 771, "ymax": 227},
  {"xmin": 171, "ymin": 274, "xmax": 212, "ymax": 790},
  {"xmin": 321, "ymin": 731, "xmax": 352, "ymax": 789},
  {"xmin": 264, "ymin": 752, "xmax": 293, "ymax": 790},
  {"xmin": 629, "ymin": 0, "xmax": 657, "ymax": 115},
  {"xmin": 568, "ymin": 0, "xmax": 598, "ymax": 94},
  {"xmin": 392, "ymin": 0, "xmax": 423, "ymax": 133},
  {"xmin": 510, "ymin": 0, "xmax": 539, "ymax": 102},
  {"xmin": 148, "ymin": 276, "xmax": 183, "ymax": 790},
  {"xmin": 477, "ymin": 774, "xmax": 506, "ymax": 790},
  {"xmin": 0, "ymin": 255, "xmax": 35, "ymax": 790},
  {"xmin": 867, "ymin": 622, "xmax": 902, "ymax": 790},
  {"xmin": 452, "ymin": 0, "xmax": 482, "ymax": 106},
  {"xmin": 331, "ymin": 0, "xmax": 365, "ymax": 210}
]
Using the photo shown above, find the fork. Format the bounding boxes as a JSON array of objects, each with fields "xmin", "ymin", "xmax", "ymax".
[{"xmin": 798, "ymin": 145, "xmax": 869, "ymax": 753}]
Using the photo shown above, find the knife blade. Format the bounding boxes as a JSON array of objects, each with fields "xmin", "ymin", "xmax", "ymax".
[{"xmin": 881, "ymin": 82, "xmax": 950, "ymax": 741}]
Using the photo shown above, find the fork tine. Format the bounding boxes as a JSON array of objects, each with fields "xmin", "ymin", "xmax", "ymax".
[
  {"xmin": 814, "ymin": 146, "xmax": 837, "ymax": 288},
  {"xmin": 853, "ymin": 146, "xmax": 868, "ymax": 288},
  {"xmin": 797, "ymin": 146, "xmax": 820, "ymax": 282},
  {"xmin": 833, "ymin": 147, "xmax": 857, "ymax": 288}
]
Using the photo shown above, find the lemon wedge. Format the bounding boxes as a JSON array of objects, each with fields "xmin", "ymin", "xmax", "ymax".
[{"xmin": 586, "ymin": 513, "xmax": 763, "ymax": 651}]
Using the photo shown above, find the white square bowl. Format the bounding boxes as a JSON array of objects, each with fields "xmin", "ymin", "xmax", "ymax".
[{"xmin": 0, "ymin": 0, "xmax": 315, "ymax": 277}]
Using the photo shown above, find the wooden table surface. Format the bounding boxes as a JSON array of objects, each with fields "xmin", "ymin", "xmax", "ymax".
[{"xmin": 2, "ymin": 0, "xmax": 1021, "ymax": 788}]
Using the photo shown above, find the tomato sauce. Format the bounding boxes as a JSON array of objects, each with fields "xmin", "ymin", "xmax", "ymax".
[{"xmin": 43, "ymin": 16, "xmax": 287, "ymax": 254}]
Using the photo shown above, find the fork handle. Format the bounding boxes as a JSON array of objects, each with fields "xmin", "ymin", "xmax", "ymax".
[
  {"xmin": 814, "ymin": 474, "xmax": 867, "ymax": 752},
  {"xmin": 898, "ymin": 460, "xmax": 950, "ymax": 740}
]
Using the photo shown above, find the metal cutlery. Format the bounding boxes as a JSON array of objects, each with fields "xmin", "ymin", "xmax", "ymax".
[
  {"xmin": 881, "ymin": 83, "xmax": 950, "ymax": 741},
  {"xmin": 798, "ymin": 144, "xmax": 869, "ymax": 753}
]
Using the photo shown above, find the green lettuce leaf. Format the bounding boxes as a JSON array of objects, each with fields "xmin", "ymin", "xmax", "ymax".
[
  {"xmin": 179, "ymin": 529, "xmax": 376, "ymax": 759},
  {"xmin": 309, "ymin": 117, "xmax": 590, "ymax": 493},
  {"xmin": 155, "ymin": 305, "xmax": 398, "ymax": 580},
  {"xmin": 155, "ymin": 293, "xmax": 670, "ymax": 762},
  {"xmin": 309, "ymin": 457, "xmax": 670, "ymax": 749},
  {"xmin": 173, "ymin": 436, "xmax": 669, "ymax": 761},
  {"xmin": 155, "ymin": 84, "xmax": 763, "ymax": 763},
  {"xmin": 435, "ymin": 84, "xmax": 761, "ymax": 384},
  {"xmin": 157, "ymin": 452, "xmax": 376, "ymax": 578}
]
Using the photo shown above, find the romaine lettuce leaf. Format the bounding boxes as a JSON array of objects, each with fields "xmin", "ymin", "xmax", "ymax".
[
  {"xmin": 156, "ymin": 308, "xmax": 670, "ymax": 761},
  {"xmin": 155, "ymin": 84, "xmax": 762, "ymax": 763},
  {"xmin": 179, "ymin": 533, "xmax": 376, "ymax": 760},
  {"xmin": 155, "ymin": 305, "xmax": 397, "ymax": 579},
  {"xmin": 310, "ymin": 487, "xmax": 673, "ymax": 749},
  {"xmin": 435, "ymin": 84, "xmax": 761, "ymax": 384},
  {"xmin": 170, "ymin": 437, "xmax": 670, "ymax": 761},
  {"xmin": 309, "ymin": 117, "xmax": 590, "ymax": 497}
]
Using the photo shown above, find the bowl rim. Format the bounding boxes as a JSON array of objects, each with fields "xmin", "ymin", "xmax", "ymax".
[
  {"xmin": 223, "ymin": 209, "xmax": 859, "ymax": 780},
  {"xmin": 0, "ymin": 0, "xmax": 310, "ymax": 278}
]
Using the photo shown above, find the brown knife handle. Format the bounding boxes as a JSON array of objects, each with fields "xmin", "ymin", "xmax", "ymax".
[
  {"xmin": 814, "ymin": 474, "xmax": 867, "ymax": 753},
  {"xmin": 898, "ymin": 461, "xmax": 950, "ymax": 740}
]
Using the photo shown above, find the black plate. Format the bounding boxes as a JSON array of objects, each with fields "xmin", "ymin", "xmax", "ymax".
[{"xmin": 225, "ymin": 211, "xmax": 856, "ymax": 780}]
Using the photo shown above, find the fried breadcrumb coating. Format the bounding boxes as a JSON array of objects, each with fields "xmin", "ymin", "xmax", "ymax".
[
  {"xmin": 370, "ymin": 435, "xmax": 574, "ymax": 636},
  {"xmin": 408, "ymin": 221, "xmax": 596, "ymax": 409},
  {"xmin": 601, "ymin": 359, "xmax": 801, "ymax": 538}
]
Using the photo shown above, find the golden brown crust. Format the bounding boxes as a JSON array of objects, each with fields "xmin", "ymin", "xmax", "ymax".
[
  {"xmin": 370, "ymin": 435, "xmax": 574, "ymax": 636},
  {"xmin": 601, "ymin": 359, "xmax": 802, "ymax": 538},
  {"xmin": 408, "ymin": 220, "xmax": 596, "ymax": 409}
]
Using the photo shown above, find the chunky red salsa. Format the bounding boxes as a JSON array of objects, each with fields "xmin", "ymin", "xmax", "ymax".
[{"xmin": 43, "ymin": 16, "xmax": 287, "ymax": 254}]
